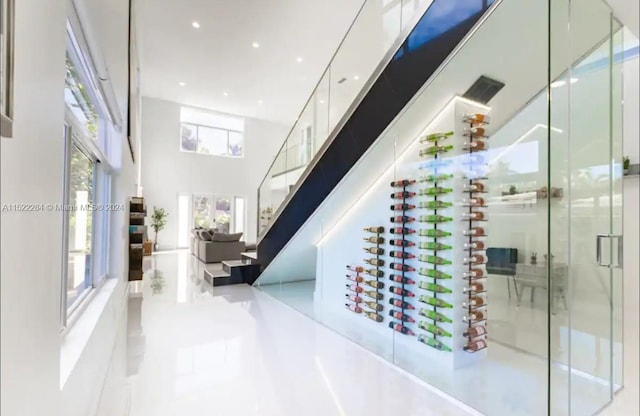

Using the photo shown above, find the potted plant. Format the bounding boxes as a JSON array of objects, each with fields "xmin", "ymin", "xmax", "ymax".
[
  {"xmin": 623, "ymin": 156, "xmax": 630, "ymax": 175},
  {"xmin": 150, "ymin": 206, "xmax": 168, "ymax": 251}
]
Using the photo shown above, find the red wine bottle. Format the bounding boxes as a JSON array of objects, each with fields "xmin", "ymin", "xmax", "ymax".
[
  {"xmin": 389, "ymin": 239, "xmax": 415, "ymax": 247},
  {"xmin": 389, "ymin": 274, "xmax": 416, "ymax": 284},
  {"xmin": 345, "ymin": 294, "xmax": 362, "ymax": 303},
  {"xmin": 390, "ymin": 203, "xmax": 416, "ymax": 211},
  {"xmin": 345, "ymin": 303, "xmax": 363, "ymax": 313},
  {"xmin": 389, "ymin": 227, "xmax": 416, "ymax": 235},
  {"xmin": 390, "ymin": 216, "xmax": 416, "ymax": 223},
  {"xmin": 346, "ymin": 284, "xmax": 363, "ymax": 293},
  {"xmin": 389, "ymin": 286, "xmax": 415, "ymax": 297},
  {"xmin": 463, "ymin": 325, "xmax": 487, "ymax": 338},
  {"xmin": 389, "ymin": 251, "xmax": 415, "ymax": 259},
  {"xmin": 346, "ymin": 274, "xmax": 364, "ymax": 283},
  {"xmin": 390, "ymin": 179, "xmax": 416, "ymax": 187},
  {"xmin": 389, "ymin": 322, "xmax": 415, "ymax": 336},
  {"xmin": 390, "ymin": 263, "xmax": 415, "ymax": 272},
  {"xmin": 390, "ymin": 191, "xmax": 416, "ymax": 199},
  {"xmin": 347, "ymin": 265, "xmax": 364, "ymax": 272},
  {"xmin": 389, "ymin": 298, "xmax": 416, "ymax": 310},
  {"xmin": 389, "ymin": 309, "xmax": 416, "ymax": 323}
]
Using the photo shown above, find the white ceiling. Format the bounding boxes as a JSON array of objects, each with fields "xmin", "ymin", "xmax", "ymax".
[{"xmin": 134, "ymin": 0, "xmax": 364, "ymax": 124}]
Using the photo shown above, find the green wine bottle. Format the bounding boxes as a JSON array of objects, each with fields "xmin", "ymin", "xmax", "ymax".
[
  {"xmin": 418, "ymin": 229, "xmax": 451, "ymax": 238},
  {"xmin": 418, "ymin": 281, "xmax": 452, "ymax": 294},
  {"xmin": 418, "ymin": 335, "xmax": 453, "ymax": 352},
  {"xmin": 418, "ymin": 308, "xmax": 453, "ymax": 323},
  {"xmin": 418, "ymin": 268, "xmax": 452, "ymax": 280},
  {"xmin": 418, "ymin": 321, "xmax": 452, "ymax": 337},
  {"xmin": 419, "ymin": 174, "xmax": 454, "ymax": 183},
  {"xmin": 418, "ymin": 187, "xmax": 453, "ymax": 196},
  {"xmin": 419, "ymin": 131, "xmax": 454, "ymax": 143},
  {"xmin": 418, "ymin": 255, "xmax": 452, "ymax": 265},
  {"xmin": 419, "ymin": 145, "xmax": 453, "ymax": 157},
  {"xmin": 418, "ymin": 200, "xmax": 453, "ymax": 210},
  {"xmin": 419, "ymin": 295, "xmax": 453, "ymax": 308},
  {"xmin": 418, "ymin": 242, "xmax": 452, "ymax": 251},
  {"xmin": 418, "ymin": 215, "xmax": 453, "ymax": 223}
]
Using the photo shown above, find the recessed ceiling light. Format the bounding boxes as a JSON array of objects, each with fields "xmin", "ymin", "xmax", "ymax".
[
  {"xmin": 252, "ymin": 42, "xmax": 260, "ymax": 48},
  {"xmin": 319, "ymin": 100, "xmax": 325, "ymax": 104},
  {"xmin": 353, "ymin": 75, "xmax": 360, "ymax": 80},
  {"xmin": 258, "ymin": 99, "xmax": 263, "ymax": 105},
  {"xmin": 192, "ymin": 21, "xmax": 200, "ymax": 29},
  {"xmin": 179, "ymin": 81, "xmax": 186, "ymax": 87},
  {"xmin": 223, "ymin": 92, "xmax": 229, "ymax": 97},
  {"xmin": 296, "ymin": 57, "xmax": 303, "ymax": 63}
]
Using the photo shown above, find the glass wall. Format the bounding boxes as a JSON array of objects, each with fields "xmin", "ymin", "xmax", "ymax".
[{"xmin": 257, "ymin": 0, "xmax": 626, "ymax": 414}]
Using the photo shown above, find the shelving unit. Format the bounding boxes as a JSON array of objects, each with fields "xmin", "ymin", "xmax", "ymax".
[{"xmin": 129, "ymin": 197, "xmax": 146, "ymax": 281}]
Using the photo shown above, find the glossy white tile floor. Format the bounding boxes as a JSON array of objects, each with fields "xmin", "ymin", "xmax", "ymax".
[{"xmin": 126, "ymin": 251, "xmax": 478, "ymax": 416}]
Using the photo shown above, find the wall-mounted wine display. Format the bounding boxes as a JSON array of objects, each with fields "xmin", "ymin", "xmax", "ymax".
[
  {"xmin": 388, "ymin": 179, "xmax": 418, "ymax": 336},
  {"xmin": 360, "ymin": 226, "xmax": 385, "ymax": 323}
]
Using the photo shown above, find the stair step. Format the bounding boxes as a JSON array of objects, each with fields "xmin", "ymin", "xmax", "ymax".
[{"xmin": 203, "ymin": 269, "xmax": 243, "ymax": 287}]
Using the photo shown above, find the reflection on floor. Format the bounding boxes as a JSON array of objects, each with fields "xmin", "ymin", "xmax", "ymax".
[
  {"xmin": 125, "ymin": 251, "xmax": 478, "ymax": 416},
  {"xmin": 258, "ymin": 278, "xmax": 638, "ymax": 416}
]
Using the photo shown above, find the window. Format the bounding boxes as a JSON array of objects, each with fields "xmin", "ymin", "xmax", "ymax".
[
  {"xmin": 187, "ymin": 194, "xmax": 246, "ymax": 239},
  {"xmin": 177, "ymin": 194, "xmax": 190, "ymax": 248},
  {"xmin": 180, "ymin": 107, "xmax": 244, "ymax": 157},
  {"xmin": 233, "ymin": 196, "xmax": 245, "ymax": 235}
]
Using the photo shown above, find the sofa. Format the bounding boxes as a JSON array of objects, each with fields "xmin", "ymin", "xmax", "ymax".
[{"xmin": 191, "ymin": 229, "xmax": 245, "ymax": 263}]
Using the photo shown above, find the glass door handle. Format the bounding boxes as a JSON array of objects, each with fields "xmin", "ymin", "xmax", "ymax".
[
  {"xmin": 596, "ymin": 234, "xmax": 623, "ymax": 269},
  {"xmin": 614, "ymin": 234, "xmax": 623, "ymax": 269}
]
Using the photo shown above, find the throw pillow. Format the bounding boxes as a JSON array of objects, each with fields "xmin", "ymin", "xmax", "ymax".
[{"xmin": 211, "ymin": 232, "xmax": 243, "ymax": 242}]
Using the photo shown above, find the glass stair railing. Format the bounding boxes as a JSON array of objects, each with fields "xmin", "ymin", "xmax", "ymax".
[{"xmin": 257, "ymin": 0, "xmax": 434, "ymax": 237}]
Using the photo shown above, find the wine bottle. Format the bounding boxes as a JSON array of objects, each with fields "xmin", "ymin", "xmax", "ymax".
[
  {"xmin": 461, "ymin": 197, "xmax": 486, "ymax": 206},
  {"xmin": 364, "ymin": 280, "xmax": 384, "ymax": 289},
  {"xmin": 390, "ymin": 203, "xmax": 416, "ymax": 211},
  {"xmin": 462, "ymin": 227, "xmax": 485, "ymax": 236},
  {"xmin": 389, "ymin": 227, "xmax": 416, "ymax": 235},
  {"xmin": 363, "ymin": 236, "xmax": 385, "ymax": 244},
  {"xmin": 463, "ymin": 241, "xmax": 485, "ymax": 250},
  {"xmin": 463, "ymin": 254, "xmax": 486, "ymax": 265},
  {"xmin": 346, "ymin": 284, "xmax": 363, "ymax": 293},
  {"xmin": 418, "ymin": 335, "xmax": 452, "ymax": 352},
  {"xmin": 365, "ymin": 269, "xmax": 384, "ymax": 278},
  {"xmin": 464, "ymin": 126, "xmax": 487, "ymax": 137},
  {"xmin": 463, "ymin": 282, "xmax": 485, "ymax": 293},
  {"xmin": 462, "ymin": 182, "xmax": 485, "ymax": 192},
  {"xmin": 389, "ymin": 239, "xmax": 415, "ymax": 247},
  {"xmin": 390, "ymin": 216, "xmax": 416, "ymax": 223},
  {"xmin": 364, "ymin": 258, "xmax": 385, "ymax": 267},
  {"xmin": 419, "ymin": 131, "xmax": 454, "ymax": 143},
  {"xmin": 389, "ymin": 286, "xmax": 415, "ymax": 297},
  {"xmin": 463, "ymin": 310, "xmax": 486, "ymax": 322},
  {"xmin": 419, "ymin": 308, "xmax": 453, "ymax": 323},
  {"xmin": 418, "ymin": 321, "xmax": 452, "ymax": 337},
  {"xmin": 364, "ymin": 247, "xmax": 384, "ymax": 255},
  {"xmin": 389, "ymin": 322, "xmax": 415, "ymax": 336},
  {"xmin": 462, "ymin": 268, "xmax": 485, "ymax": 278},
  {"xmin": 419, "ymin": 159, "xmax": 453, "ymax": 170},
  {"xmin": 463, "ymin": 140, "xmax": 487, "ymax": 151},
  {"xmin": 419, "ymin": 187, "xmax": 453, "ymax": 196},
  {"xmin": 389, "ymin": 251, "xmax": 415, "ymax": 259},
  {"xmin": 418, "ymin": 268, "xmax": 452, "ymax": 280},
  {"xmin": 418, "ymin": 295, "xmax": 453, "ymax": 308},
  {"xmin": 390, "ymin": 179, "xmax": 416, "ymax": 187},
  {"xmin": 419, "ymin": 145, "xmax": 453, "ymax": 157},
  {"xmin": 363, "ymin": 226, "xmax": 385, "ymax": 233},
  {"xmin": 390, "ymin": 191, "xmax": 416, "ymax": 199},
  {"xmin": 346, "ymin": 294, "xmax": 363, "ymax": 303},
  {"xmin": 462, "ymin": 296, "xmax": 486, "ymax": 308},
  {"xmin": 418, "ymin": 229, "xmax": 451, "ymax": 238},
  {"xmin": 364, "ymin": 290, "xmax": 384, "ymax": 301},
  {"xmin": 389, "ymin": 274, "xmax": 416, "ymax": 284},
  {"xmin": 389, "ymin": 298, "xmax": 416, "ymax": 310},
  {"xmin": 419, "ymin": 173, "xmax": 454, "ymax": 183},
  {"xmin": 419, "ymin": 200, "xmax": 453, "ymax": 210},
  {"xmin": 390, "ymin": 263, "xmax": 415, "ymax": 272},
  {"xmin": 418, "ymin": 242, "xmax": 452, "ymax": 251},
  {"xmin": 363, "ymin": 301, "xmax": 384, "ymax": 312},
  {"xmin": 418, "ymin": 255, "xmax": 452, "ymax": 265},
  {"xmin": 346, "ymin": 275, "xmax": 364, "ymax": 283},
  {"xmin": 345, "ymin": 303, "xmax": 363, "ymax": 313},
  {"xmin": 364, "ymin": 311, "xmax": 384, "ymax": 322},
  {"xmin": 462, "ymin": 113, "xmax": 490, "ymax": 124},
  {"xmin": 464, "ymin": 339, "xmax": 487, "ymax": 352},
  {"xmin": 418, "ymin": 215, "xmax": 453, "ymax": 223},
  {"xmin": 463, "ymin": 325, "xmax": 487, "ymax": 338},
  {"xmin": 389, "ymin": 310, "xmax": 415, "ymax": 323},
  {"xmin": 461, "ymin": 211, "xmax": 485, "ymax": 221},
  {"xmin": 347, "ymin": 265, "xmax": 364, "ymax": 273},
  {"xmin": 418, "ymin": 281, "xmax": 452, "ymax": 294}
]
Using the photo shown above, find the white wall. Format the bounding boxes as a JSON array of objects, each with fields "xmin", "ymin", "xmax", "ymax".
[
  {"xmin": 140, "ymin": 97, "xmax": 289, "ymax": 247},
  {"xmin": 1, "ymin": 0, "xmax": 136, "ymax": 415}
]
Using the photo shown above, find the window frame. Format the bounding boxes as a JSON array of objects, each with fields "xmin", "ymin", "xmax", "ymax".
[{"xmin": 179, "ymin": 116, "xmax": 245, "ymax": 158}]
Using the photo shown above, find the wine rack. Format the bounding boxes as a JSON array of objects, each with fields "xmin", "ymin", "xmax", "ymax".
[
  {"xmin": 461, "ymin": 113, "xmax": 489, "ymax": 354},
  {"xmin": 415, "ymin": 132, "xmax": 454, "ymax": 352},
  {"xmin": 345, "ymin": 265, "xmax": 364, "ymax": 314},
  {"xmin": 361, "ymin": 227, "xmax": 385, "ymax": 323},
  {"xmin": 388, "ymin": 180, "xmax": 417, "ymax": 336}
]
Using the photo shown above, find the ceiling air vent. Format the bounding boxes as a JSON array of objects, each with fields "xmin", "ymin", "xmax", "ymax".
[{"xmin": 463, "ymin": 76, "xmax": 505, "ymax": 104}]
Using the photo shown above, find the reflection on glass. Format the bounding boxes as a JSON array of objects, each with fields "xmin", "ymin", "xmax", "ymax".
[
  {"xmin": 213, "ymin": 197, "xmax": 231, "ymax": 233},
  {"xmin": 65, "ymin": 54, "xmax": 98, "ymax": 140}
]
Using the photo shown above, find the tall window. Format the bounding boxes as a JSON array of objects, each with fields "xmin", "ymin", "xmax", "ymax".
[
  {"xmin": 185, "ymin": 194, "xmax": 246, "ymax": 241},
  {"xmin": 180, "ymin": 107, "xmax": 244, "ymax": 157}
]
